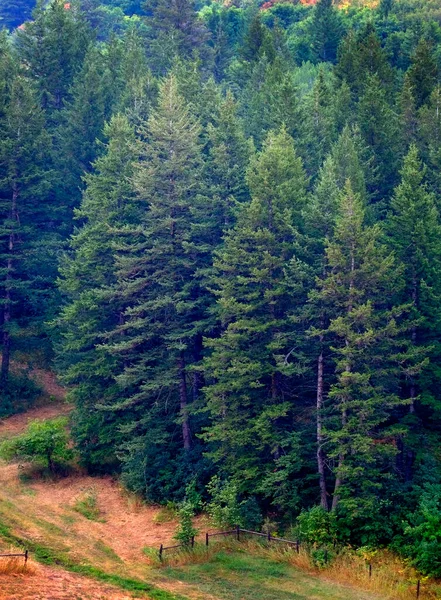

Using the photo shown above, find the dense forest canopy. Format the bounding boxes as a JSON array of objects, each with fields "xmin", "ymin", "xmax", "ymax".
[{"xmin": 1, "ymin": 0, "xmax": 441, "ymax": 578}]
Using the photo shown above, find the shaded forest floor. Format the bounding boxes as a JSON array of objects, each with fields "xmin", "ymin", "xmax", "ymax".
[{"xmin": 0, "ymin": 371, "xmax": 388, "ymax": 600}]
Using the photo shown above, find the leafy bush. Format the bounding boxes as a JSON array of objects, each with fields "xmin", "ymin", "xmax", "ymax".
[
  {"xmin": 206, "ymin": 476, "xmax": 243, "ymax": 528},
  {"xmin": 296, "ymin": 506, "xmax": 338, "ymax": 546},
  {"xmin": 205, "ymin": 476, "xmax": 263, "ymax": 529},
  {"xmin": 174, "ymin": 502, "xmax": 198, "ymax": 546},
  {"xmin": 184, "ymin": 478, "xmax": 203, "ymax": 513},
  {"xmin": 0, "ymin": 417, "xmax": 73, "ymax": 474},
  {"xmin": 400, "ymin": 484, "xmax": 441, "ymax": 577}
]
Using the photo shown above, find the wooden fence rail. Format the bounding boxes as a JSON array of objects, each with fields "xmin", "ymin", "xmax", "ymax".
[
  {"xmin": 0, "ymin": 550, "xmax": 28, "ymax": 563},
  {"xmin": 159, "ymin": 526, "xmax": 300, "ymax": 559}
]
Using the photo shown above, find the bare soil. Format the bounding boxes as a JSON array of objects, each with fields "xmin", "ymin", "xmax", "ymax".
[{"xmin": 0, "ymin": 563, "xmax": 137, "ymax": 600}]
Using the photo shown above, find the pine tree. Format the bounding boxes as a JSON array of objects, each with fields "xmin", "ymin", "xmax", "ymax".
[
  {"xmin": 202, "ymin": 128, "xmax": 308, "ymax": 508},
  {"xmin": 419, "ymin": 86, "xmax": 441, "ymax": 196},
  {"xmin": 386, "ymin": 146, "xmax": 441, "ymax": 427},
  {"xmin": 407, "ymin": 39, "xmax": 438, "ymax": 109},
  {"xmin": 315, "ymin": 182, "xmax": 407, "ymax": 517},
  {"xmin": 310, "ymin": 0, "xmax": 344, "ymax": 64},
  {"xmin": 16, "ymin": 0, "xmax": 91, "ymax": 118},
  {"xmin": 357, "ymin": 74, "xmax": 400, "ymax": 205},
  {"xmin": 240, "ymin": 56, "xmax": 300, "ymax": 146},
  {"xmin": 336, "ymin": 24, "xmax": 393, "ymax": 98},
  {"xmin": 204, "ymin": 92, "xmax": 253, "ymax": 236},
  {"xmin": 298, "ymin": 70, "xmax": 338, "ymax": 177},
  {"xmin": 56, "ymin": 46, "xmax": 114, "ymax": 224},
  {"xmin": 0, "ymin": 70, "xmax": 52, "ymax": 386},
  {"xmin": 144, "ymin": 0, "xmax": 210, "ymax": 75},
  {"xmin": 398, "ymin": 75, "xmax": 418, "ymax": 151},
  {"xmin": 302, "ymin": 131, "xmax": 368, "ymax": 510},
  {"xmin": 103, "ymin": 76, "xmax": 211, "ymax": 500},
  {"xmin": 57, "ymin": 114, "xmax": 139, "ymax": 470}
]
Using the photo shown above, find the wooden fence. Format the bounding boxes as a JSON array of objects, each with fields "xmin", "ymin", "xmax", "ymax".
[
  {"xmin": 0, "ymin": 550, "xmax": 28, "ymax": 563},
  {"xmin": 159, "ymin": 525, "xmax": 299, "ymax": 560}
]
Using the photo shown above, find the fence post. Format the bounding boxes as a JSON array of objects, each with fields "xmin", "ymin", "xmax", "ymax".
[
  {"xmin": 205, "ymin": 532, "xmax": 209, "ymax": 547},
  {"xmin": 159, "ymin": 544, "xmax": 163, "ymax": 561},
  {"xmin": 416, "ymin": 580, "xmax": 420, "ymax": 599},
  {"xmin": 296, "ymin": 539, "xmax": 300, "ymax": 554},
  {"xmin": 24, "ymin": 550, "xmax": 28, "ymax": 565},
  {"xmin": 191, "ymin": 536, "xmax": 195, "ymax": 548},
  {"xmin": 369, "ymin": 563, "xmax": 372, "ymax": 579},
  {"xmin": 236, "ymin": 525, "xmax": 240, "ymax": 541},
  {"xmin": 267, "ymin": 529, "xmax": 271, "ymax": 542}
]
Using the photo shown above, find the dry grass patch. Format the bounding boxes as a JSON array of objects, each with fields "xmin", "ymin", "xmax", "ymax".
[{"xmin": 0, "ymin": 552, "xmax": 36, "ymax": 576}]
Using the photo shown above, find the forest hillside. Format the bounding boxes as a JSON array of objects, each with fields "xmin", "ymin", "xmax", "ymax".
[{"xmin": 0, "ymin": 0, "xmax": 440, "ymax": 590}]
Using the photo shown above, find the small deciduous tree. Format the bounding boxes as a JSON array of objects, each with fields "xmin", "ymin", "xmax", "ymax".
[{"xmin": 0, "ymin": 418, "xmax": 73, "ymax": 474}]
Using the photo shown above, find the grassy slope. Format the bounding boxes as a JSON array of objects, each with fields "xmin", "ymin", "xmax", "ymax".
[{"xmin": 163, "ymin": 551, "xmax": 381, "ymax": 600}]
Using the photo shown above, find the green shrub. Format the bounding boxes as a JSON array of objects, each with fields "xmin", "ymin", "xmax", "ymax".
[
  {"xmin": 296, "ymin": 506, "xmax": 338, "ymax": 546},
  {"xmin": 206, "ymin": 476, "xmax": 243, "ymax": 528},
  {"xmin": 0, "ymin": 417, "xmax": 73, "ymax": 474},
  {"xmin": 174, "ymin": 501, "xmax": 198, "ymax": 546},
  {"xmin": 400, "ymin": 484, "xmax": 441, "ymax": 577}
]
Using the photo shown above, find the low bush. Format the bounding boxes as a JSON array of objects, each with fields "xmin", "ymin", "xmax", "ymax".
[{"xmin": 0, "ymin": 417, "xmax": 73, "ymax": 475}]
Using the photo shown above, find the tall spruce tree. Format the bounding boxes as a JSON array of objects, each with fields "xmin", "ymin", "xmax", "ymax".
[
  {"xmin": 407, "ymin": 39, "xmax": 438, "ymax": 109},
  {"xmin": 310, "ymin": 0, "xmax": 344, "ymax": 64},
  {"xmin": 56, "ymin": 46, "xmax": 114, "ymax": 219},
  {"xmin": 303, "ymin": 128, "xmax": 369, "ymax": 509},
  {"xmin": 0, "ymin": 68, "xmax": 52, "ymax": 386},
  {"xmin": 16, "ymin": 0, "xmax": 91, "ymax": 118},
  {"xmin": 144, "ymin": 0, "xmax": 210, "ymax": 75},
  {"xmin": 385, "ymin": 147, "xmax": 441, "ymax": 480},
  {"xmin": 102, "ymin": 76, "xmax": 212, "ymax": 500},
  {"xmin": 57, "ymin": 114, "xmax": 139, "ymax": 470},
  {"xmin": 202, "ymin": 128, "xmax": 308, "ymax": 510},
  {"xmin": 313, "ymin": 182, "xmax": 408, "ymax": 523}
]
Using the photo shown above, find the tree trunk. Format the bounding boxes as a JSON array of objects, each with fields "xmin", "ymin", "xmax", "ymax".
[
  {"xmin": 179, "ymin": 352, "xmax": 191, "ymax": 451},
  {"xmin": 316, "ymin": 343, "xmax": 328, "ymax": 510}
]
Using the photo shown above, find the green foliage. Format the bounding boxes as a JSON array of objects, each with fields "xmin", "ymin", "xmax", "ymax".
[
  {"xmin": 2, "ymin": 0, "xmax": 441, "ymax": 576},
  {"xmin": 174, "ymin": 501, "xmax": 198, "ymax": 546},
  {"xmin": 206, "ymin": 476, "xmax": 243, "ymax": 529},
  {"xmin": 296, "ymin": 506, "xmax": 337, "ymax": 547},
  {"xmin": 401, "ymin": 484, "xmax": 441, "ymax": 577},
  {"xmin": 0, "ymin": 372, "xmax": 41, "ymax": 418},
  {"xmin": 0, "ymin": 418, "xmax": 73, "ymax": 474}
]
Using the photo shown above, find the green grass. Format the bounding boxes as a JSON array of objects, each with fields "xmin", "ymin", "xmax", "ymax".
[
  {"xmin": 163, "ymin": 551, "xmax": 381, "ymax": 600},
  {"xmin": 73, "ymin": 490, "xmax": 104, "ymax": 522}
]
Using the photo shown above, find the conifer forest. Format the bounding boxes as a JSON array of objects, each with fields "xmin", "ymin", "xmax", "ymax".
[{"xmin": 1, "ymin": 0, "xmax": 441, "ymax": 580}]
